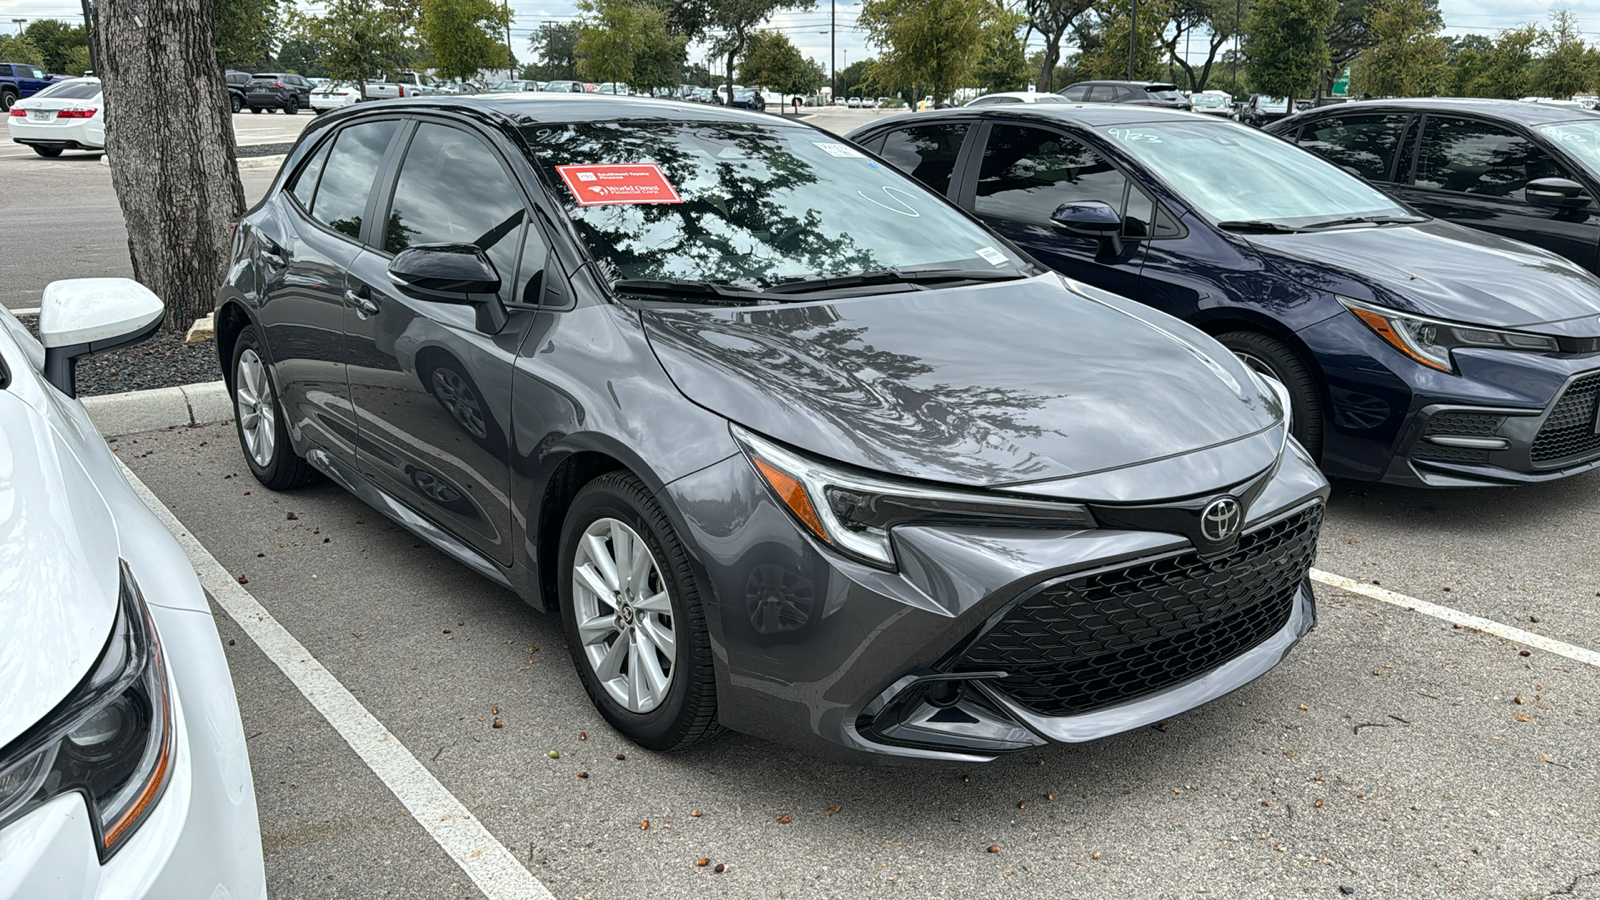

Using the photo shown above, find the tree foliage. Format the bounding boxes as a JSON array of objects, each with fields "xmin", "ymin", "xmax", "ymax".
[
  {"xmin": 1160, "ymin": 0, "xmax": 1241, "ymax": 90},
  {"xmin": 296, "ymin": 0, "xmax": 410, "ymax": 96},
  {"xmin": 972, "ymin": 4, "xmax": 1030, "ymax": 92},
  {"xmin": 22, "ymin": 20, "xmax": 90, "ymax": 75},
  {"xmin": 1244, "ymin": 0, "xmax": 1336, "ymax": 98},
  {"xmin": 1074, "ymin": 0, "xmax": 1173, "ymax": 81},
  {"xmin": 708, "ymin": 0, "xmax": 814, "ymax": 96},
  {"xmin": 739, "ymin": 31, "xmax": 820, "ymax": 93},
  {"xmin": 528, "ymin": 21, "xmax": 580, "ymax": 80},
  {"xmin": 1350, "ymin": 0, "xmax": 1445, "ymax": 97},
  {"xmin": 213, "ymin": 0, "xmax": 279, "ymax": 69},
  {"xmin": 574, "ymin": 0, "xmax": 686, "ymax": 89},
  {"xmin": 1024, "ymin": 0, "xmax": 1097, "ymax": 91},
  {"xmin": 0, "ymin": 34, "xmax": 46, "ymax": 68},
  {"xmin": 419, "ymin": 0, "xmax": 513, "ymax": 81},
  {"xmin": 859, "ymin": 0, "xmax": 994, "ymax": 103},
  {"xmin": 1532, "ymin": 8, "xmax": 1596, "ymax": 98}
]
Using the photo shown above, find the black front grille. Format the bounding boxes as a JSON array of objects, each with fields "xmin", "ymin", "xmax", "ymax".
[
  {"xmin": 1414, "ymin": 443, "xmax": 1489, "ymax": 463},
  {"xmin": 1532, "ymin": 374, "xmax": 1600, "ymax": 464},
  {"xmin": 955, "ymin": 506, "xmax": 1322, "ymax": 718}
]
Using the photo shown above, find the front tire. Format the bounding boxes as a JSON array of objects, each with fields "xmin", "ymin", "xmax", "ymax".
[
  {"xmin": 0, "ymin": 90, "xmax": 16, "ymax": 111},
  {"xmin": 231, "ymin": 327, "xmax": 318, "ymax": 489},
  {"xmin": 1216, "ymin": 330, "xmax": 1325, "ymax": 460},
  {"xmin": 559, "ymin": 472, "xmax": 716, "ymax": 751},
  {"xmin": 231, "ymin": 93, "xmax": 242, "ymax": 113}
]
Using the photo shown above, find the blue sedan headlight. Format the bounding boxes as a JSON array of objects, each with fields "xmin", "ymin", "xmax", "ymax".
[{"xmin": 1341, "ymin": 297, "xmax": 1560, "ymax": 372}]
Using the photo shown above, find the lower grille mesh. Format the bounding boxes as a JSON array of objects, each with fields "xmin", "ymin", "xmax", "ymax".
[
  {"xmin": 955, "ymin": 506, "xmax": 1322, "ymax": 717},
  {"xmin": 1532, "ymin": 374, "xmax": 1600, "ymax": 465}
]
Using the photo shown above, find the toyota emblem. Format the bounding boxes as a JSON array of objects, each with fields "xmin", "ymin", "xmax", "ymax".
[{"xmin": 1200, "ymin": 497, "xmax": 1243, "ymax": 543}]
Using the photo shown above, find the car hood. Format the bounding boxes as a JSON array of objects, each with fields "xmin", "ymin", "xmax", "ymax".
[
  {"xmin": 1247, "ymin": 219, "xmax": 1600, "ymax": 331},
  {"xmin": 641, "ymin": 275, "xmax": 1282, "ymax": 489},
  {"xmin": 0, "ymin": 392, "xmax": 119, "ymax": 750}
]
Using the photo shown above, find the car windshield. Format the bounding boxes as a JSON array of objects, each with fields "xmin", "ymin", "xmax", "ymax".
[
  {"xmin": 522, "ymin": 120, "xmax": 1031, "ymax": 287},
  {"xmin": 1192, "ymin": 94, "xmax": 1227, "ymax": 108},
  {"xmin": 1105, "ymin": 120, "xmax": 1411, "ymax": 226},
  {"xmin": 33, "ymin": 80, "xmax": 99, "ymax": 100},
  {"xmin": 1144, "ymin": 85, "xmax": 1183, "ymax": 100},
  {"xmin": 1537, "ymin": 121, "xmax": 1600, "ymax": 178},
  {"xmin": 1255, "ymin": 96, "xmax": 1289, "ymax": 113}
]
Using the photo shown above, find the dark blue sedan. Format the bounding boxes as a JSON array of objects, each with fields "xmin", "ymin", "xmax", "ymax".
[{"xmin": 848, "ymin": 106, "xmax": 1600, "ymax": 487}]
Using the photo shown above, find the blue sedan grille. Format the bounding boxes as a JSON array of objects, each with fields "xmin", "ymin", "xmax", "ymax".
[{"xmin": 1532, "ymin": 373, "xmax": 1600, "ymax": 465}]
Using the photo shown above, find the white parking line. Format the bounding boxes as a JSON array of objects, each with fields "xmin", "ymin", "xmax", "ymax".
[
  {"xmin": 1310, "ymin": 568, "xmax": 1600, "ymax": 669},
  {"xmin": 116, "ymin": 460, "xmax": 556, "ymax": 900},
  {"xmin": 8, "ymin": 307, "xmax": 40, "ymax": 317}
]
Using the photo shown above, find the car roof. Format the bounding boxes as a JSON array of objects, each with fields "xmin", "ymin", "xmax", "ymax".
[
  {"xmin": 857, "ymin": 103, "xmax": 1226, "ymax": 132},
  {"xmin": 321, "ymin": 93, "xmax": 799, "ymax": 127},
  {"xmin": 1067, "ymin": 80, "xmax": 1179, "ymax": 88},
  {"xmin": 1279, "ymin": 96, "xmax": 1599, "ymax": 127}
]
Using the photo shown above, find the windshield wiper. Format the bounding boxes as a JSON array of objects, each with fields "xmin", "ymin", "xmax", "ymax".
[
  {"xmin": 761, "ymin": 266, "xmax": 1025, "ymax": 295},
  {"xmin": 612, "ymin": 278, "xmax": 771, "ymax": 303},
  {"xmin": 1217, "ymin": 220, "xmax": 1305, "ymax": 234},
  {"xmin": 1301, "ymin": 214, "xmax": 1427, "ymax": 230}
]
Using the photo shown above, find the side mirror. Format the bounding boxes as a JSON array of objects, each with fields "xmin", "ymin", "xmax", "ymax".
[
  {"xmin": 387, "ymin": 243, "xmax": 508, "ymax": 334},
  {"xmin": 1526, "ymin": 177, "xmax": 1591, "ymax": 210},
  {"xmin": 1050, "ymin": 201, "xmax": 1125, "ymax": 256},
  {"xmin": 38, "ymin": 278, "xmax": 164, "ymax": 398}
]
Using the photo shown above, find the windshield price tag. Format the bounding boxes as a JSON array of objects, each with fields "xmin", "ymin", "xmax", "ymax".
[
  {"xmin": 975, "ymin": 247, "xmax": 1008, "ymax": 266},
  {"xmin": 557, "ymin": 163, "xmax": 684, "ymax": 207},
  {"xmin": 814, "ymin": 141, "xmax": 866, "ymax": 158}
]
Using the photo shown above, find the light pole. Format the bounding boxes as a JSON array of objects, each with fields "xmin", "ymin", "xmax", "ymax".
[
  {"xmin": 11, "ymin": 18, "xmax": 26, "ymax": 34},
  {"xmin": 830, "ymin": 0, "xmax": 836, "ymax": 100},
  {"xmin": 1126, "ymin": 0, "xmax": 1137, "ymax": 81},
  {"xmin": 1232, "ymin": 0, "xmax": 1241, "ymax": 94}
]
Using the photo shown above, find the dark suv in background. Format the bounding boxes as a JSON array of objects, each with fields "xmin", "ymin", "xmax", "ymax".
[
  {"xmin": 1059, "ymin": 80, "xmax": 1191, "ymax": 110},
  {"xmin": 225, "ymin": 69, "xmax": 250, "ymax": 113},
  {"xmin": 245, "ymin": 72, "xmax": 312, "ymax": 114},
  {"xmin": 1270, "ymin": 98, "xmax": 1600, "ymax": 275}
]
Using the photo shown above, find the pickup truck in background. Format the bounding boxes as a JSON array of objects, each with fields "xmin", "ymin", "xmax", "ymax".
[
  {"xmin": 1, "ymin": 63, "xmax": 64, "ymax": 111},
  {"xmin": 362, "ymin": 72, "xmax": 437, "ymax": 100}
]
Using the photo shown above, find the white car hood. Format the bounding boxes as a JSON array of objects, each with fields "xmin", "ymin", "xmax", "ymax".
[{"xmin": 0, "ymin": 390, "xmax": 119, "ymax": 749}]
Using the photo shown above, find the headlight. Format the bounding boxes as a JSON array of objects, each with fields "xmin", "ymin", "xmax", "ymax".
[
  {"xmin": 1341, "ymin": 297, "xmax": 1559, "ymax": 372},
  {"xmin": 0, "ymin": 561, "xmax": 174, "ymax": 860},
  {"xmin": 732, "ymin": 425, "xmax": 1096, "ymax": 570}
]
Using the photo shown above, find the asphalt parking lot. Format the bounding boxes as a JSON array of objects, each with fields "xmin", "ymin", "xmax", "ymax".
[{"xmin": 14, "ymin": 103, "xmax": 1600, "ymax": 898}]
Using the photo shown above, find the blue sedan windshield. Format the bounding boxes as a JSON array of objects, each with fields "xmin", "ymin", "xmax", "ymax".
[{"xmin": 1104, "ymin": 121, "xmax": 1411, "ymax": 226}]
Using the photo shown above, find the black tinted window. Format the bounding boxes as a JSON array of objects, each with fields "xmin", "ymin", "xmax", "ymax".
[
  {"xmin": 975, "ymin": 124, "xmax": 1130, "ymax": 228},
  {"xmin": 1086, "ymin": 85, "xmax": 1116, "ymax": 102},
  {"xmin": 1061, "ymin": 84, "xmax": 1088, "ymax": 101},
  {"xmin": 289, "ymin": 140, "xmax": 331, "ymax": 209},
  {"xmin": 1415, "ymin": 116, "xmax": 1573, "ymax": 200},
  {"xmin": 878, "ymin": 123, "xmax": 969, "ymax": 195},
  {"xmin": 385, "ymin": 124, "xmax": 527, "ymax": 303},
  {"xmin": 1299, "ymin": 114, "xmax": 1409, "ymax": 182},
  {"xmin": 310, "ymin": 120, "xmax": 398, "ymax": 240}
]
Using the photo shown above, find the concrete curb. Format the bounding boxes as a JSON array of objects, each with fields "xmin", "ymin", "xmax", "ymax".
[
  {"xmin": 237, "ymin": 154, "xmax": 286, "ymax": 170},
  {"xmin": 83, "ymin": 380, "xmax": 232, "ymax": 437}
]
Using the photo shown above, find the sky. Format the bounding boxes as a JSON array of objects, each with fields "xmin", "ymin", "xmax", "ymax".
[{"xmin": 8, "ymin": 0, "xmax": 1600, "ymax": 77}]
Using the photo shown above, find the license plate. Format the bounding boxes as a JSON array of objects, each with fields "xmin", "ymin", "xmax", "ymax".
[{"xmin": 28, "ymin": 110, "xmax": 52, "ymax": 121}]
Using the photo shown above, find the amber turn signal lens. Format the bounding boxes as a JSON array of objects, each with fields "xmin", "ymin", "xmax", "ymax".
[
  {"xmin": 752, "ymin": 457, "xmax": 830, "ymax": 543},
  {"xmin": 1348, "ymin": 306, "xmax": 1449, "ymax": 372}
]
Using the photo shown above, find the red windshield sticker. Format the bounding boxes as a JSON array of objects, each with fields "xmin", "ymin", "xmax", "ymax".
[{"xmin": 557, "ymin": 163, "xmax": 683, "ymax": 207}]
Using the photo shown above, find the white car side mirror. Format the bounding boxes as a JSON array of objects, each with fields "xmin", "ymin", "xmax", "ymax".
[{"xmin": 39, "ymin": 277, "xmax": 164, "ymax": 397}]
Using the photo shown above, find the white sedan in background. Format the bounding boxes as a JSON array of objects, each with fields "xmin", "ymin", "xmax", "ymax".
[
  {"xmin": 964, "ymin": 91, "xmax": 1070, "ymax": 107},
  {"xmin": 310, "ymin": 82, "xmax": 363, "ymax": 113},
  {"xmin": 5, "ymin": 77, "xmax": 103, "ymax": 157},
  {"xmin": 0, "ymin": 280, "xmax": 265, "ymax": 899}
]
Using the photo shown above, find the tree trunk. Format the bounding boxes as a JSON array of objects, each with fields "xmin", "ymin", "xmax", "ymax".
[{"xmin": 91, "ymin": 0, "xmax": 244, "ymax": 332}]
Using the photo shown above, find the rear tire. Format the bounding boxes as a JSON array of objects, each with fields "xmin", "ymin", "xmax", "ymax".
[
  {"xmin": 0, "ymin": 90, "xmax": 16, "ymax": 112},
  {"xmin": 32, "ymin": 146, "xmax": 62, "ymax": 158},
  {"xmin": 230, "ymin": 93, "xmax": 242, "ymax": 113},
  {"xmin": 1216, "ymin": 330, "xmax": 1324, "ymax": 460},
  {"xmin": 284, "ymin": 97, "xmax": 298, "ymax": 114},
  {"xmin": 559, "ymin": 472, "xmax": 716, "ymax": 751},
  {"xmin": 250, "ymin": 106, "xmax": 262, "ymax": 114},
  {"xmin": 231, "ymin": 327, "xmax": 318, "ymax": 490}
]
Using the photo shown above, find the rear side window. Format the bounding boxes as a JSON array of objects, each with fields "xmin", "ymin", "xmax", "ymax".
[
  {"xmin": 1297, "ymin": 114, "xmax": 1410, "ymax": 182},
  {"xmin": 308, "ymin": 120, "xmax": 398, "ymax": 240},
  {"xmin": 877, "ymin": 123, "xmax": 969, "ymax": 195},
  {"xmin": 1061, "ymin": 84, "xmax": 1088, "ymax": 101},
  {"xmin": 1414, "ymin": 116, "xmax": 1575, "ymax": 200},
  {"xmin": 1086, "ymin": 85, "xmax": 1117, "ymax": 102},
  {"xmin": 384, "ymin": 123, "xmax": 528, "ymax": 305}
]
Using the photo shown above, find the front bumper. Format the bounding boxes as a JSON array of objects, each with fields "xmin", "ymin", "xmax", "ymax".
[
  {"xmin": 662, "ymin": 438, "xmax": 1329, "ymax": 763},
  {"xmin": 0, "ymin": 605, "xmax": 265, "ymax": 900}
]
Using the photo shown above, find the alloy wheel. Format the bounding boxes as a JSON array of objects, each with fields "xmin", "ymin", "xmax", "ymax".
[
  {"xmin": 234, "ymin": 348, "xmax": 276, "ymax": 467},
  {"xmin": 432, "ymin": 367, "xmax": 487, "ymax": 438},
  {"xmin": 571, "ymin": 517, "xmax": 676, "ymax": 713}
]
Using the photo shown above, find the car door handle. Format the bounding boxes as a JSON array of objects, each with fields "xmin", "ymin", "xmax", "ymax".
[{"xmin": 344, "ymin": 289, "xmax": 380, "ymax": 317}]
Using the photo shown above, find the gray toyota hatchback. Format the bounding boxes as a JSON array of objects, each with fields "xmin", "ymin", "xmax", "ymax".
[{"xmin": 215, "ymin": 95, "xmax": 1328, "ymax": 762}]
